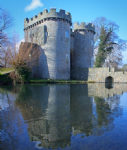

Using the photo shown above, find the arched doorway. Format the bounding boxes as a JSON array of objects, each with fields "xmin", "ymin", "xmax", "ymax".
[
  {"xmin": 105, "ymin": 76, "xmax": 114, "ymax": 89},
  {"xmin": 105, "ymin": 76, "xmax": 114, "ymax": 83}
]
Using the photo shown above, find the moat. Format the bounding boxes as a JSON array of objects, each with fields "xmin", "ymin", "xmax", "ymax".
[{"xmin": 1, "ymin": 83, "xmax": 127, "ymax": 150}]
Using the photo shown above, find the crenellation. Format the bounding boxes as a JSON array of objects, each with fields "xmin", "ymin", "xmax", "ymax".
[
  {"xmin": 66, "ymin": 11, "xmax": 71, "ymax": 16},
  {"xmin": 74, "ymin": 22, "xmax": 95, "ymax": 33},
  {"xmin": 43, "ymin": 9, "xmax": 48, "ymax": 14},
  {"xmin": 24, "ymin": 8, "xmax": 72, "ymax": 30},
  {"xmin": 24, "ymin": 18, "xmax": 29, "ymax": 22},
  {"xmin": 50, "ymin": 8, "xmax": 56, "ymax": 13},
  {"xmin": 59, "ymin": 9, "xmax": 65, "ymax": 15},
  {"xmin": 35, "ymin": 15, "xmax": 38, "ymax": 18},
  {"xmin": 81, "ymin": 22, "xmax": 85, "ymax": 27}
]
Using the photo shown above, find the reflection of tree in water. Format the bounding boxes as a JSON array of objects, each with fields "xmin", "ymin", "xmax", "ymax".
[
  {"xmin": 92, "ymin": 96, "xmax": 122, "ymax": 135},
  {"xmin": 15, "ymin": 85, "xmax": 45, "ymax": 120},
  {"xmin": 1, "ymin": 90, "xmax": 24, "ymax": 150},
  {"xmin": 15, "ymin": 85, "xmax": 32, "ymax": 104}
]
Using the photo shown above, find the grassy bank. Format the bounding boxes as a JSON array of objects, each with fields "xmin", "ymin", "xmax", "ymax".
[
  {"xmin": 0, "ymin": 68, "xmax": 14, "ymax": 75},
  {"xmin": 28, "ymin": 78, "xmax": 95, "ymax": 84}
]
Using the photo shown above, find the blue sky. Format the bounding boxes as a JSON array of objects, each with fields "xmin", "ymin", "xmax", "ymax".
[{"xmin": 1, "ymin": 0, "xmax": 127, "ymax": 64}]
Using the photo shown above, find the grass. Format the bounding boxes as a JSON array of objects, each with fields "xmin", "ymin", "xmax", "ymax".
[
  {"xmin": 28, "ymin": 78, "xmax": 95, "ymax": 84},
  {"xmin": 0, "ymin": 68, "xmax": 14, "ymax": 75}
]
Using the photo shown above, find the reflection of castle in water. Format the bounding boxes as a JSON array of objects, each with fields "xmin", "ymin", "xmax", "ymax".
[
  {"xmin": 19, "ymin": 85, "xmax": 71, "ymax": 149},
  {"xmin": 70, "ymin": 84, "xmax": 93, "ymax": 136},
  {"xmin": 16, "ymin": 83, "xmax": 127, "ymax": 149}
]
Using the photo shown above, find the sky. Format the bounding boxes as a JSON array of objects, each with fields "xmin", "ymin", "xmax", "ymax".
[{"xmin": 0, "ymin": 0, "xmax": 127, "ymax": 64}]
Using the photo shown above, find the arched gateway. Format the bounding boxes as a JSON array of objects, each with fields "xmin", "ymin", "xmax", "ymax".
[{"xmin": 105, "ymin": 76, "xmax": 114, "ymax": 83}]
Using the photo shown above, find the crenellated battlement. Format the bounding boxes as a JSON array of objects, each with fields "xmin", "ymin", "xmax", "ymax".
[
  {"xmin": 74, "ymin": 22, "xmax": 95, "ymax": 34},
  {"xmin": 24, "ymin": 8, "xmax": 72, "ymax": 29}
]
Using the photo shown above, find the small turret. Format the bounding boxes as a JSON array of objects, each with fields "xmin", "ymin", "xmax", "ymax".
[{"xmin": 74, "ymin": 22, "xmax": 95, "ymax": 34}]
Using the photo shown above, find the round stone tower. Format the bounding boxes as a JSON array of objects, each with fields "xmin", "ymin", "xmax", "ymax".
[
  {"xmin": 71, "ymin": 22, "xmax": 95, "ymax": 80},
  {"xmin": 24, "ymin": 8, "xmax": 72, "ymax": 79}
]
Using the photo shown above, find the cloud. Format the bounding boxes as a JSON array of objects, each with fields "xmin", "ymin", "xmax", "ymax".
[
  {"xmin": 25, "ymin": 0, "xmax": 44, "ymax": 12},
  {"xmin": 16, "ymin": 39, "xmax": 25, "ymax": 51}
]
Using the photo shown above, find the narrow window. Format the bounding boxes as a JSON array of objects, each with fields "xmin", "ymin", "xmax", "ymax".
[
  {"xmin": 45, "ymin": 32, "xmax": 48, "ymax": 36},
  {"xmin": 91, "ymin": 40, "xmax": 94, "ymax": 46},
  {"xmin": 65, "ymin": 30, "xmax": 69, "ymax": 38}
]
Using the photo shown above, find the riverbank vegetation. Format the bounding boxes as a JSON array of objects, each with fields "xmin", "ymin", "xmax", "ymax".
[{"xmin": 27, "ymin": 78, "xmax": 95, "ymax": 84}]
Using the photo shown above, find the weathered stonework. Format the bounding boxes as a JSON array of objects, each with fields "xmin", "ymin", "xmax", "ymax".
[
  {"xmin": 23, "ymin": 8, "xmax": 95, "ymax": 80},
  {"xmin": 88, "ymin": 83, "xmax": 127, "ymax": 97},
  {"xmin": 88, "ymin": 67, "xmax": 127, "ymax": 83}
]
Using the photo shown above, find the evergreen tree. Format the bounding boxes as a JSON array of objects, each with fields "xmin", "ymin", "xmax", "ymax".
[
  {"xmin": 93, "ymin": 17, "xmax": 127, "ymax": 68},
  {"xmin": 95, "ymin": 26, "xmax": 115, "ymax": 67}
]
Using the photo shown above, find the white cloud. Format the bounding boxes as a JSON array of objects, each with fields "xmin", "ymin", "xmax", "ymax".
[
  {"xmin": 25, "ymin": 0, "xmax": 44, "ymax": 12},
  {"xmin": 16, "ymin": 39, "xmax": 25, "ymax": 51}
]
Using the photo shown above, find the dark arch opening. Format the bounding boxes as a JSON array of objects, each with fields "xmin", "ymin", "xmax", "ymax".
[
  {"xmin": 105, "ymin": 76, "xmax": 114, "ymax": 83},
  {"xmin": 105, "ymin": 76, "xmax": 114, "ymax": 89}
]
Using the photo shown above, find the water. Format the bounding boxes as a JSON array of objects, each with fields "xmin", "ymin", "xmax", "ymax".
[{"xmin": 0, "ymin": 83, "xmax": 127, "ymax": 150}]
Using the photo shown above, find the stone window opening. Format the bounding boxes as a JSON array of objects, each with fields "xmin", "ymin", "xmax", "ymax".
[
  {"xmin": 65, "ymin": 30, "xmax": 69, "ymax": 38},
  {"xmin": 45, "ymin": 32, "xmax": 48, "ymax": 36},
  {"xmin": 91, "ymin": 40, "xmax": 93, "ymax": 46}
]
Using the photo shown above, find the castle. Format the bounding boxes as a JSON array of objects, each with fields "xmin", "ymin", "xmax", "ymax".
[{"xmin": 23, "ymin": 8, "xmax": 95, "ymax": 80}]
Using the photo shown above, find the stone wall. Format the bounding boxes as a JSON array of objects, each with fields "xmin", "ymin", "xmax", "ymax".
[
  {"xmin": 71, "ymin": 67, "xmax": 89, "ymax": 80},
  {"xmin": 88, "ymin": 83, "xmax": 127, "ymax": 98},
  {"xmin": 37, "ymin": 20, "xmax": 70, "ymax": 79},
  {"xmin": 88, "ymin": 67, "xmax": 127, "ymax": 83}
]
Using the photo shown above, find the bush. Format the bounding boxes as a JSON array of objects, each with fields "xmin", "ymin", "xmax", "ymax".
[
  {"xmin": 15, "ymin": 62, "xmax": 32, "ymax": 81},
  {"xmin": 9, "ymin": 61, "xmax": 32, "ymax": 82}
]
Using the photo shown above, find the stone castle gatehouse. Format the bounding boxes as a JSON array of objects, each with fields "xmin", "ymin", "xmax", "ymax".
[{"xmin": 22, "ymin": 8, "xmax": 95, "ymax": 80}]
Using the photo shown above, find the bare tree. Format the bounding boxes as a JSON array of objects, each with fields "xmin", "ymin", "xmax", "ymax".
[
  {"xmin": 103, "ymin": 45, "xmax": 123, "ymax": 70},
  {"xmin": 92, "ymin": 17, "xmax": 127, "ymax": 68},
  {"xmin": 0, "ymin": 5, "xmax": 14, "ymax": 66},
  {"xmin": 8, "ymin": 34, "xmax": 40, "ymax": 81}
]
